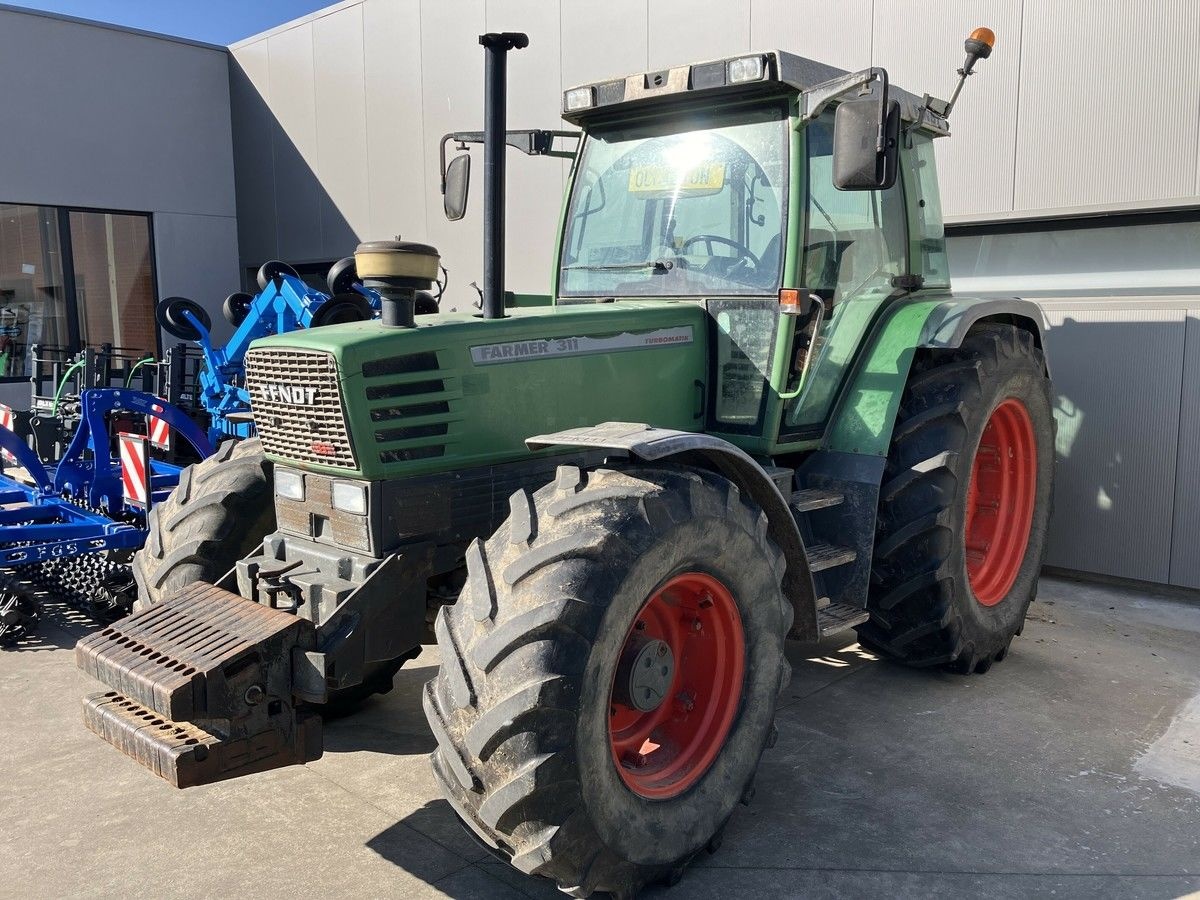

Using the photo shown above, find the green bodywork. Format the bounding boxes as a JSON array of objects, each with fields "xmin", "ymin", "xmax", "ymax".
[{"xmin": 252, "ymin": 302, "xmax": 708, "ymax": 481}]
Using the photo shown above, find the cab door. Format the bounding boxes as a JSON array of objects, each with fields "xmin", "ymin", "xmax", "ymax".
[{"xmin": 775, "ymin": 110, "xmax": 910, "ymax": 441}]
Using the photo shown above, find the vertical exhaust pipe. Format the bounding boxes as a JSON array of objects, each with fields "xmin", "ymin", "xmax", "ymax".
[{"xmin": 478, "ymin": 32, "xmax": 528, "ymax": 320}]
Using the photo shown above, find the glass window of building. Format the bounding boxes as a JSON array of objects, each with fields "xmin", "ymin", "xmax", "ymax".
[
  {"xmin": 0, "ymin": 204, "xmax": 156, "ymax": 378},
  {"xmin": 69, "ymin": 211, "xmax": 156, "ymax": 355},
  {"xmin": 0, "ymin": 204, "xmax": 69, "ymax": 377}
]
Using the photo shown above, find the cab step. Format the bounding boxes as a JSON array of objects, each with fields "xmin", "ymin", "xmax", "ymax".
[
  {"xmin": 816, "ymin": 602, "xmax": 870, "ymax": 637},
  {"xmin": 75, "ymin": 582, "xmax": 319, "ymax": 788},
  {"xmin": 790, "ymin": 487, "xmax": 844, "ymax": 513},
  {"xmin": 807, "ymin": 541, "xmax": 857, "ymax": 572}
]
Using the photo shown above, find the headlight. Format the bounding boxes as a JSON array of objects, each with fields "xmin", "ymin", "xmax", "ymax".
[
  {"xmin": 276, "ymin": 469, "xmax": 304, "ymax": 501},
  {"xmin": 564, "ymin": 86, "xmax": 595, "ymax": 111},
  {"xmin": 727, "ymin": 55, "xmax": 765, "ymax": 84},
  {"xmin": 331, "ymin": 480, "xmax": 368, "ymax": 516}
]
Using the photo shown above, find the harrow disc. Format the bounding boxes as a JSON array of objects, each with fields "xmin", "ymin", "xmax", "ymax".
[{"xmin": 0, "ymin": 588, "xmax": 38, "ymax": 646}]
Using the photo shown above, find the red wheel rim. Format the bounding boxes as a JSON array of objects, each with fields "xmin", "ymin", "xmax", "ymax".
[
  {"xmin": 608, "ymin": 572, "xmax": 745, "ymax": 799},
  {"xmin": 965, "ymin": 398, "xmax": 1038, "ymax": 606}
]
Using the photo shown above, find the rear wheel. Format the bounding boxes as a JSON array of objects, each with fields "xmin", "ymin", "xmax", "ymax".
[
  {"xmin": 424, "ymin": 465, "xmax": 791, "ymax": 897},
  {"xmin": 858, "ymin": 324, "xmax": 1054, "ymax": 672}
]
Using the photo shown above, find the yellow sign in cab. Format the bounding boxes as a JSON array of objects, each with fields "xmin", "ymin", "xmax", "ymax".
[{"xmin": 628, "ymin": 162, "xmax": 726, "ymax": 196}]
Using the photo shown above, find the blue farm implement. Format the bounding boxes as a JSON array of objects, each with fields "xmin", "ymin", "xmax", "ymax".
[{"xmin": 0, "ymin": 389, "xmax": 212, "ymax": 645}]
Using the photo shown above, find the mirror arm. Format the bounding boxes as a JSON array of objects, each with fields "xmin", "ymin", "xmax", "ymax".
[
  {"xmin": 441, "ymin": 129, "xmax": 580, "ymax": 173},
  {"xmin": 800, "ymin": 67, "xmax": 888, "ymax": 124},
  {"xmin": 438, "ymin": 133, "xmax": 459, "ymax": 195}
]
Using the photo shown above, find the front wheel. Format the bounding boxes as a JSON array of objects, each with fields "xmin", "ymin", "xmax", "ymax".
[{"xmin": 424, "ymin": 465, "xmax": 792, "ymax": 897}]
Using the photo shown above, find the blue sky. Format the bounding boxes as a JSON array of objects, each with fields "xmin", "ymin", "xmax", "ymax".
[{"xmin": 5, "ymin": 1, "xmax": 336, "ymax": 45}]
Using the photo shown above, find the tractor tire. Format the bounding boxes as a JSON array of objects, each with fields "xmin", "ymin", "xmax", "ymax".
[
  {"xmin": 132, "ymin": 438, "xmax": 274, "ymax": 610},
  {"xmin": 424, "ymin": 464, "xmax": 792, "ymax": 897},
  {"xmin": 858, "ymin": 324, "xmax": 1054, "ymax": 673}
]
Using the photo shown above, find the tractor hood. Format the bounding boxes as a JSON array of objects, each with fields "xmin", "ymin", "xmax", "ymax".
[{"xmin": 244, "ymin": 301, "xmax": 708, "ymax": 481}]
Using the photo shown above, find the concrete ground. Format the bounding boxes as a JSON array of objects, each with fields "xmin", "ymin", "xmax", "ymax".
[{"xmin": 2, "ymin": 575, "xmax": 1198, "ymax": 899}]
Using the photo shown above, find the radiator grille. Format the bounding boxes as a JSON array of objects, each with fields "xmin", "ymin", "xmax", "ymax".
[{"xmin": 245, "ymin": 348, "xmax": 356, "ymax": 469}]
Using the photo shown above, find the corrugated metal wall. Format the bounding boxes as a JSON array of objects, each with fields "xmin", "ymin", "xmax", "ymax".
[
  {"xmin": 228, "ymin": 0, "xmax": 1200, "ymax": 587},
  {"xmin": 228, "ymin": 0, "xmax": 1200, "ymax": 288}
]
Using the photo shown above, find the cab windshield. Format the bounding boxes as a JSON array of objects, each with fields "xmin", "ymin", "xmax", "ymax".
[{"xmin": 559, "ymin": 105, "xmax": 788, "ymax": 298}]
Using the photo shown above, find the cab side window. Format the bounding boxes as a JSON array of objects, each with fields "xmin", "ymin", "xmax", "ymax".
[
  {"xmin": 803, "ymin": 114, "xmax": 907, "ymax": 299},
  {"xmin": 907, "ymin": 133, "xmax": 950, "ymax": 288}
]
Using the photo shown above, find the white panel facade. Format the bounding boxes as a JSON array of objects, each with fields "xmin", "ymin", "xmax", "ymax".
[
  {"xmin": 230, "ymin": 0, "xmax": 1200, "ymax": 274},
  {"xmin": 647, "ymin": 0, "xmax": 751, "ymax": 69},
  {"xmin": 560, "ymin": 0, "xmax": 648, "ymax": 87},
  {"xmin": 750, "ymin": 0, "xmax": 872, "ymax": 72},
  {"xmin": 418, "ymin": 0, "xmax": 486, "ymax": 310},
  {"xmin": 313, "ymin": 5, "xmax": 371, "ymax": 256},
  {"xmin": 362, "ymin": 0, "xmax": 428, "ymax": 243},
  {"xmin": 229, "ymin": 40, "xmax": 278, "ymax": 265},
  {"xmin": 1013, "ymin": 0, "xmax": 1200, "ymax": 213},
  {"xmin": 266, "ymin": 23, "xmax": 324, "ymax": 261}
]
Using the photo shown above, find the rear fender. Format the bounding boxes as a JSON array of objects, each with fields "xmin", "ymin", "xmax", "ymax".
[
  {"xmin": 825, "ymin": 295, "xmax": 1047, "ymax": 457},
  {"xmin": 919, "ymin": 297, "xmax": 1047, "ymax": 369},
  {"xmin": 527, "ymin": 423, "xmax": 819, "ymax": 642}
]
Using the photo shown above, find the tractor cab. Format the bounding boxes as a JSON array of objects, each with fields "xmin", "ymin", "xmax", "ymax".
[{"xmin": 539, "ymin": 50, "xmax": 954, "ymax": 453}]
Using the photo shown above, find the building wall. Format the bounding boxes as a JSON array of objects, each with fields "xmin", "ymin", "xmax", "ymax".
[
  {"xmin": 229, "ymin": 0, "xmax": 1200, "ymax": 296},
  {"xmin": 230, "ymin": 0, "xmax": 1200, "ymax": 587},
  {"xmin": 0, "ymin": 5, "xmax": 241, "ymax": 347}
]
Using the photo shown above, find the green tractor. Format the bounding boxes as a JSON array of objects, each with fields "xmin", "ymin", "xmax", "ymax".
[{"xmin": 76, "ymin": 26, "xmax": 1053, "ymax": 898}]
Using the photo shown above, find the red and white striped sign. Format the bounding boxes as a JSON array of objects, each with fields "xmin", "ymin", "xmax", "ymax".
[
  {"xmin": 148, "ymin": 414, "xmax": 170, "ymax": 450},
  {"xmin": 0, "ymin": 404, "xmax": 14, "ymax": 464},
  {"xmin": 119, "ymin": 432, "xmax": 150, "ymax": 508}
]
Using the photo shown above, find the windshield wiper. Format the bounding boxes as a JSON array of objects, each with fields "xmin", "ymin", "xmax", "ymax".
[{"xmin": 563, "ymin": 258, "xmax": 675, "ymax": 273}]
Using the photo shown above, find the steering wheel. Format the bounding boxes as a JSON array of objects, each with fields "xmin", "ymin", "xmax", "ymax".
[{"xmin": 679, "ymin": 234, "xmax": 761, "ymax": 269}]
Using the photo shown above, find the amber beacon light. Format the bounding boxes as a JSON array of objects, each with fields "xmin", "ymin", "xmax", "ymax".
[
  {"xmin": 964, "ymin": 27, "xmax": 996, "ymax": 69},
  {"xmin": 940, "ymin": 25, "xmax": 996, "ymax": 117}
]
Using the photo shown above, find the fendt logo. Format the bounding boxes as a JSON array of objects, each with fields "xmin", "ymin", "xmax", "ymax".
[{"xmin": 260, "ymin": 383, "xmax": 320, "ymax": 405}]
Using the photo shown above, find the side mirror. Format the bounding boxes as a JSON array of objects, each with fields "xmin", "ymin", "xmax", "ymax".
[
  {"xmin": 443, "ymin": 154, "xmax": 471, "ymax": 221},
  {"xmin": 832, "ymin": 97, "xmax": 901, "ymax": 191}
]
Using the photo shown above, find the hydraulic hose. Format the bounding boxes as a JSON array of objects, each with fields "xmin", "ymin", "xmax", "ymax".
[
  {"xmin": 124, "ymin": 356, "xmax": 156, "ymax": 388},
  {"xmin": 50, "ymin": 359, "xmax": 86, "ymax": 415}
]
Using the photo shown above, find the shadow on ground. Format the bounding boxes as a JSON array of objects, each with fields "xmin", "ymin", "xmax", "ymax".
[
  {"xmin": 323, "ymin": 662, "xmax": 440, "ymax": 757},
  {"xmin": 1, "ymin": 591, "xmax": 116, "ymax": 651}
]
